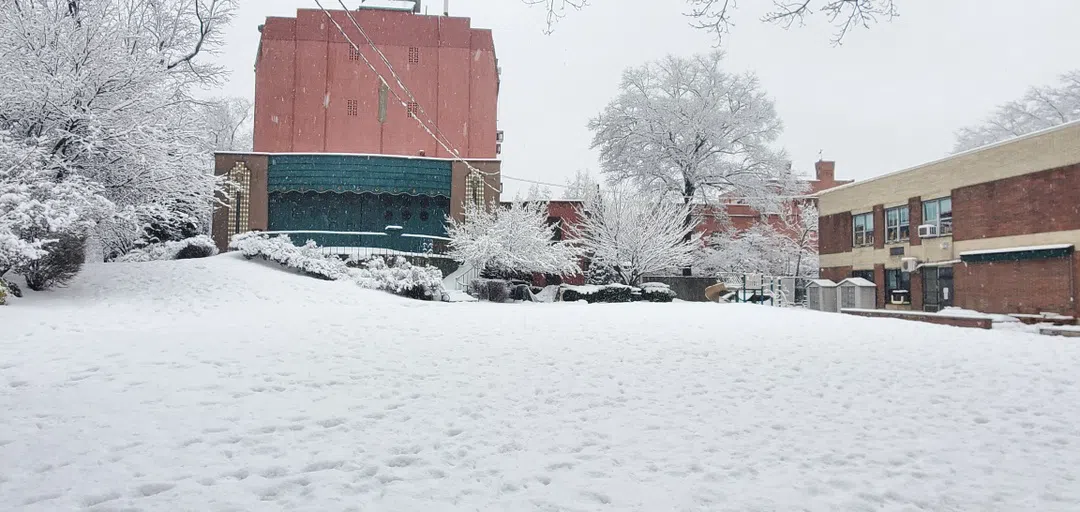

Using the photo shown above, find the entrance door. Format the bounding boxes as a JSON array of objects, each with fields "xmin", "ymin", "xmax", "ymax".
[{"xmin": 922, "ymin": 266, "xmax": 954, "ymax": 312}]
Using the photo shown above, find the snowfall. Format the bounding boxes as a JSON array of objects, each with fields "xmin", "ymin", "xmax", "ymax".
[{"xmin": 2, "ymin": 255, "xmax": 1080, "ymax": 511}]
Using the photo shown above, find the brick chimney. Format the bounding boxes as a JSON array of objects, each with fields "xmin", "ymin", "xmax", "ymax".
[{"xmin": 815, "ymin": 160, "xmax": 836, "ymax": 185}]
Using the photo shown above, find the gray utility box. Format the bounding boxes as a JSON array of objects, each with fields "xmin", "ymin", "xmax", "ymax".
[
  {"xmin": 806, "ymin": 279, "xmax": 839, "ymax": 312},
  {"xmin": 837, "ymin": 277, "xmax": 877, "ymax": 310}
]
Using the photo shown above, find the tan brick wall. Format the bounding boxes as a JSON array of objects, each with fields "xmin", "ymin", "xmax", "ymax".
[
  {"xmin": 818, "ymin": 121, "xmax": 1080, "ymax": 216},
  {"xmin": 956, "ymin": 256, "xmax": 1075, "ymax": 315}
]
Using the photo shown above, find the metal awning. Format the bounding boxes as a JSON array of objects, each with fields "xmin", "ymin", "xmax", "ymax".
[{"xmin": 959, "ymin": 244, "xmax": 1074, "ymax": 263}]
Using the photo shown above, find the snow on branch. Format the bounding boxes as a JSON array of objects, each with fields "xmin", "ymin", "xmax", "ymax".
[
  {"xmin": 589, "ymin": 51, "xmax": 803, "ymax": 216},
  {"xmin": 524, "ymin": 0, "xmax": 898, "ymax": 44},
  {"xmin": 953, "ymin": 70, "xmax": 1080, "ymax": 153},
  {"xmin": 447, "ymin": 202, "xmax": 583, "ymax": 279},
  {"xmin": 570, "ymin": 188, "xmax": 701, "ymax": 287}
]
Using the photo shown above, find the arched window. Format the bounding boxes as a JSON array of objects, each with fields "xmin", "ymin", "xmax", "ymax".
[
  {"xmin": 465, "ymin": 172, "xmax": 484, "ymax": 213},
  {"xmin": 226, "ymin": 162, "xmax": 251, "ymax": 236}
]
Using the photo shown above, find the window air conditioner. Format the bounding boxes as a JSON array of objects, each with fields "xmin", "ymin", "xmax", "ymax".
[
  {"xmin": 890, "ymin": 290, "xmax": 910, "ymax": 305},
  {"xmin": 918, "ymin": 224, "xmax": 938, "ymax": 238},
  {"xmin": 496, "ymin": 130, "xmax": 505, "ymax": 143},
  {"xmin": 901, "ymin": 257, "xmax": 918, "ymax": 273}
]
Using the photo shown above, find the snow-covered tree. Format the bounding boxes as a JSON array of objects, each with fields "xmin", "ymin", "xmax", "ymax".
[
  {"xmin": 698, "ymin": 200, "xmax": 820, "ymax": 278},
  {"xmin": 570, "ymin": 188, "xmax": 701, "ymax": 286},
  {"xmin": 589, "ymin": 51, "xmax": 801, "ymax": 228},
  {"xmin": 0, "ymin": 134, "xmax": 113, "ymax": 287},
  {"xmin": 525, "ymin": 0, "xmax": 898, "ymax": 44},
  {"xmin": 0, "ymin": 0, "xmax": 238, "ymax": 260},
  {"xmin": 562, "ymin": 169, "xmax": 601, "ymax": 201},
  {"xmin": 953, "ymin": 71, "xmax": 1080, "ymax": 153},
  {"xmin": 447, "ymin": 202, "xmax": 583, "ymax": 280},
  {"xmin": 203, "ymin": 96, "xmax": 254, "ymax": 152},
  {"xmin": 515, "ymin": 183, "xmax": 553, "ymax": 202}
]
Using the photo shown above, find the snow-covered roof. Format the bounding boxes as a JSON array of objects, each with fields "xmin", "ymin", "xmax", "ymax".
[
  {"xmin": 959, "ymin": 244, "xmax": 1074, "ymax": 257},
  {"xmin": 815, "ymin": 119, "xmax": 1080, "ymax": 197},
  {"xmin": 806, "ymin": 279, "xmax": 837, "ymax": 287},
  {"xmin": 838, "ymin": 277, "xmax": 875, "ymax": 287},
  {"xmin": 214, "ymin": 151, "xmax": 502, "ymax": 163}
]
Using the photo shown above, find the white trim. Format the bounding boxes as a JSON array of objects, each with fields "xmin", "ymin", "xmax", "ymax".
[
  {"xmin": 959, "ymin": 244, "xmax": 1074, "ymax": 257},
  {"xmin": 259, "ymin": 230, "xmax": 388, "ymax": 237}
]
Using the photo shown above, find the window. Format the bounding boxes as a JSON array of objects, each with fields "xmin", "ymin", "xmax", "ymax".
[
  {"xmin": 465, "ymin": 172, "xmax": 484, "ymax": 212},
  {"xmin": 852, "ymin": 212, "xmax": 874, "ymax": 247},
  {"xmin": 346, "ymin": 99, "xmax": 358, "ymax": 117},
  {"xmin": 851, "ymin": 270, "xmax": 875, "ymax": 283},
  {"xmin": 408, "ymin": 47, "xmax": 420, "ymax": 64},
  {"xmin": 886, "ymin": 269, "xmax": 911, "ymax": 304},
  {"xmin": 226, "ymin": 162, "xmax": 251, "ymax": 236},
  {"xmin": 885, "ymin": 206, "xmax": 909, "ymax": 244},
  {"xmin": 922, "ymin": 197, "xmax": 953, "ymax": 236},
  {"xmin": 406, "ymin": 102, "xmax": 419, "ymax": 119},
  {"xmin": 348, "ymin": 45, "xmax": 361, "ymax": 62}
]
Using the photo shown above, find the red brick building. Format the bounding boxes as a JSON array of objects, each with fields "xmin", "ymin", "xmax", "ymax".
[
  {"xmin": 817, "ymin": 120, "xmax": 1080, "ymax": 315},
  {"xmin": 254, "ymin": 4, "xmax": 500, "ymax": 159},
  {"xmin": 694, "ymin": 160, "xmax": 853, "ymax": 236}
]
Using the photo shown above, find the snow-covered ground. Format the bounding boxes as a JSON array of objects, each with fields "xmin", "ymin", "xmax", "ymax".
[{"xmin": 3, "ymin": 254, "xmax": 1080, "ymax": 511}]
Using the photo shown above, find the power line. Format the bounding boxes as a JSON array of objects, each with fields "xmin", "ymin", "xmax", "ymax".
[{"xmin": 312, "ymin": 0, "xmax": 501, "ymax": 194}]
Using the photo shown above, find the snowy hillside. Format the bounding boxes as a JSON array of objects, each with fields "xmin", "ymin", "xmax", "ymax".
[{"xmin": 2, "ymin": 254, "xmax": 1080, "ymax": 511}]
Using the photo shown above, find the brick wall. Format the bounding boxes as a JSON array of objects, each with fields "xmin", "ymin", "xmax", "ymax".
[
  {"xmin": 953, "ymin": 163, "xmax": 1080, "ymax": 242},
  {"xmin": 873, "ymin": 205, "xmax": 885, "ymax": 250},
  {"xmin": 910, "ymin": 270, "xmax": 924, "ymax": 311},
  {"xmin": 819, "ymin": 212, "xmax": 852, "ymax": 255},
  {"xmin": 842, "ymin": 309, "xmax": 992, "ymax": 329},
  {"xmin": 874, "ymin": 264, "xmax": 886, "ymax": 308},
  {"xmin": 955, "ymin": 256, "xmax": 1075, "ymax": 315},
  {"xmin": 821, "ymin": 266, "xmax": 852, "ymax": 284},
  {"xmin": 908, "ymin": 197, "xmax": 923, "ymax": 246}
]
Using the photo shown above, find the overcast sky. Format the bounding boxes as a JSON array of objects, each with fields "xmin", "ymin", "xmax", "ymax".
[{"xmin": 211, "ymin": 0, "xmax": 1080, "ymax": 198}]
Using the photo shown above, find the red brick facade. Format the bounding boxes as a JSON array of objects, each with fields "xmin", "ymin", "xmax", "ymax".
[
  {"xmin": 956, "ymin": 257, "xmax": 1075, "ymax": 315},
  {"xmin": 819, "ymin": 212, "xmax": 853, "ymax": 256},
  {"xmin": 952, "ymin": 163, "xmax": 1080, "ymax": 242},
  {"xmin": 820, "ymin": 161, "xmax": 1080, "ymax": 316}
]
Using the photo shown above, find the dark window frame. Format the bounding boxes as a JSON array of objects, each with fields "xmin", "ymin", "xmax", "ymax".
[
  {"xmin": 922, "ymin": 197, "xmax": 953, "ymax": 236},
  {"xmin": 885, "ymin": 206, "xmax": 909, "ymax": 244},
  {"xmin": 852, "ymin": 212, "xmax": 874, "ymax": 247}
]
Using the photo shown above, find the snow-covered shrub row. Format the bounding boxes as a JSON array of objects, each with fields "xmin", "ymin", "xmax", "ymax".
[
  {"xmin": 560, "ymin": 282, "xmax": 676, "ymax": 303},
  {"xmin": 116, "ymin": 235, "xmax": 218, "ymax": 263},
  {"xmin": 229, "ymin": 233, "xmax": 349, "ymax": 281},
  {"xmin": 351, "ymin": 256, "xmax": 445, "ymax": 301},
  {"xmin": 230, "ymin": 233, "xmax": 446, "ymax": 300},
  {"xmin": 561, "ymin": 284, "xmax": 634, "ymax": 303}
]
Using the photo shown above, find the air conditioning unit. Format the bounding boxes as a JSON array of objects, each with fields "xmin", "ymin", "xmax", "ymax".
[
  {"xmin": 496, "ymin": 130, "xmax": 504, "ymax": 143},
  {"xmin": 918, "ymin": 224, "xmax": 938, "ymax": 239},
  {"xmin": 901, "ymin": 257, "xmax": 919, "ymax": 273},
  {"xmin": 890, "ymin": 290, "xmax": 910, "ymax": 305},
  {"xmin": 495, "ymin": 143, "xmax": 502, "ymax": 155}
]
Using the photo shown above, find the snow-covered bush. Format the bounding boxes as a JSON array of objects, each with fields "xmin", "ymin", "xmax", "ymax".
[
  {"xmin": 0, "ymin": 277, "xmax": 21, "ymax": 299},
  {"xmin": 640, "ymin": 282, "xmax": 677, "ymax": 302},
  {"xmin": 117, "ymin": 235, "xmax": 218, "ymax": 263},
  {"xmin": 22, "ymin": 234, "xmax": 87, "ymax": 291},
  {"xmin": 448, "ymin": 202, "xmax": 583, "ymax": 280},
  {"xmin": 0, "ymin": 279, "xmax": 7, "ymax": 305},
  {"xmin": 560, "ymin": 284, "xmax": 634, "ymax": 303},
  {"xmin": 0, "ymin": 134, "xmax": 113, "ymax": 289},
  {"xmin": 229, "ymin": 233, "xmax": 348, "ymax": 281},
  {"xmin": 351, "ymin": 256, "xmax": 445, "ymax": 301}
]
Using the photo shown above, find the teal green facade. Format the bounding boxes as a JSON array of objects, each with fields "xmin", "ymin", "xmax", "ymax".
[{"xmin": 265, "ymin": 154, "xmax": 452, "ymax": 249}]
